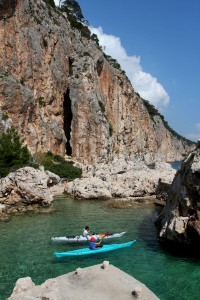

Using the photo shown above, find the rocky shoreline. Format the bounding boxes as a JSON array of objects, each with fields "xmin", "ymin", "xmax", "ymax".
[
  {"xmin": 0, "ymin": 158, "xmax": 175, "ymax": 220},
  {"xmin": 64, "ymin": 158, "xmax": 175, "ymax": 200},
  {"xmin": 106, "ymin": 196, "xmax": 165, "ymax": 209}
]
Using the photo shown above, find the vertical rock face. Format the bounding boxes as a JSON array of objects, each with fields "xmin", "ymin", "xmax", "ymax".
[
  {"xmin": 156, "ymin": 141, "xmax": 200, "ymax": 245},
  {"xmin": 0, "ymin": 0, "xmax": 194, "ymax": 165}
]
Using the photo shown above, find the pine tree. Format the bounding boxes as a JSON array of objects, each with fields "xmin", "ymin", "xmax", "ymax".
[
  {"xmin": 62, "ymin": 0, "xmax": 84, "ymax": 21},
  {"xmin": 0, "ymin": 127, "xmax": 31, "ymax": 177},
  {"xmin": 44, "ymin": 0, "xmax": 56, "ymax": 8}
]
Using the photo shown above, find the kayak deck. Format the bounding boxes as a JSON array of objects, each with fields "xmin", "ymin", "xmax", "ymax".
[
  {"xmin": 51, "ymin": 231, "xmax": 126, "ymax": 243},
  {"xmin": 54, "ymin": 240, "xmax": 136, "ymax": 258}
]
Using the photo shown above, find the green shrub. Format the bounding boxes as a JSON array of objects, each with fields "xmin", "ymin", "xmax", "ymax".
[
  {"xmin": 62, "ymin": 0, "xmax": 84, "ymax": 21},
  {"xmin": 91, "ymin": 33, "xmax": 100, "ymax": 46},
  {"xmin": 103, "ymin": 54, "xmax": 122, "ymax": 70},
  {"xmin": 109, "ymin": 122, "xmax": 113, "ymax": 136},
  {"xmin": 34, "ymin": 16, "xmax": 42, "ymax": 25},
  {"xmin": 20, "ymin": 77, "xmax": 25, "ymax": 85},
  {"xmin": 98, "ymin": 100, "xmax": 105, "ymax": 113},
  {"xmin": 0, "ymin": 127, "xmax": 31, "ymax": 177},
  {"xmin": 60, "ymin": 1, "xmax": 91, "ymax": 38},
  {"xmin": 33, "ymin": 152, "xmax": 82, "ymax": 180},
  {"xmin": 142, "ymin": 99, "xmax": 194, "ymax": 145},
  {"xmin": 2, "ymin": 113, "xmax": 9, "ymax": 120},
  {"xmin": 37, "ymin": 96, "xmax": 44, "ymax": 106},
  {"xmin": 43, "ymin": 38, "xmax": 48, "ymax": 48},
  {"xmin": 83, "ymin": 52, "xmax": 91, "ymax": 57},
  {"xmin": 44, "ymin": 0, "xmax": 56, "ymax": 8}
]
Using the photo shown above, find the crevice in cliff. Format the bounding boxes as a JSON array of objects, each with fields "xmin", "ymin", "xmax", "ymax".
[
  {"xmin": 0, "ymin": 0, "xmax": 17, "ymax": 21},
  {"xmin": 63, "ymin": 89, "xmax": 72, "ymax": 156},
  {"xmin": 96, "ymin": 58, "xmax": 104, "ymax": 76},
  {"xmin": 69, "ymin": 58, "xmax": 73, "ymax": 76}
]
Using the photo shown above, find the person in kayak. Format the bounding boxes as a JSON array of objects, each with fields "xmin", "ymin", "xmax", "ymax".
[
  {"xmin": 89, "ymin": 236, "xmax": 103, "ymax": 250},
  {"xmin": 82, "ymin": 226, "xmax": 91, "ymax": 239}
]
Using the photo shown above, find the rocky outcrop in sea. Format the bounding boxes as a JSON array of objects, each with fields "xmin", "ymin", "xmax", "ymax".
[{"xmin": 156, "ymin": 141, "xmax": 200, "ymax": 246}]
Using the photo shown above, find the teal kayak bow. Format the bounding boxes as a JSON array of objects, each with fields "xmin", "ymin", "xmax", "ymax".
[{"xmin": 54, "ymin": 240, "xmax": 136, "ymax": 258}]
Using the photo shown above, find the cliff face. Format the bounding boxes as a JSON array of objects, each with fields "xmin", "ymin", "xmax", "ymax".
[
  {"xmin": 156, "ymin": 142, "xmax": 200, "ymax": 245},
  {"xmin": 0, "ymin": 0, "xmax": 194, "ymax": 165}
]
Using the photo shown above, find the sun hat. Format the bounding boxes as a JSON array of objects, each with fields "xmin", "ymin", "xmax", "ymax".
[{"xmin": 90, "ymin": 237, "xmax": 95, "ymax": 241}]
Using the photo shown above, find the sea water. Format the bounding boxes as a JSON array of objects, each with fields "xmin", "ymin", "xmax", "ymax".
[{"xmin": 0, "ymin": 196, "xmax": 199, "ymax": 300}]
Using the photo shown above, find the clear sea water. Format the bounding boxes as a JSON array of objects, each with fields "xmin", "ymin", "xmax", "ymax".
[{"xmin": 0, "ymin": 196, "xmax": 199, "ymax": 300}]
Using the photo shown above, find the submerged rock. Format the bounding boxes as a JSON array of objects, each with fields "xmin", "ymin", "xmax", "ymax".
[{"xmin": 156, "ymin": 143, "xmax": 200, "ymax": 246}]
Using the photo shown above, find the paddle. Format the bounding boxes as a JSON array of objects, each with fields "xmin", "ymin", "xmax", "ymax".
[
  {"xmin": 94, "ymin": 231, "xmax": 109, "ymax": 248},
  {"xmin": 100, "ymin": 231, "xmax": 110, "ymax": 241},
  {"xmin": 98, "ymin": 231, "xmax": 110, "ymax": 238}
]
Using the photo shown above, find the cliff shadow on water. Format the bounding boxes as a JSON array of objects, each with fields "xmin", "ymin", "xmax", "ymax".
[
  {"xmin": 137, "ymin": 205, "xmax": 163, "ymax": 252},
  {"xmin": 157, "ymin": 239, "xmax": 200, "ymax": 261}
]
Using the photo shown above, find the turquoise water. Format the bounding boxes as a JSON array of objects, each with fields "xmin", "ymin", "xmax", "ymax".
[{"xmin": 0, "ymin": 196, "xmax": 199, "ymax": 300}]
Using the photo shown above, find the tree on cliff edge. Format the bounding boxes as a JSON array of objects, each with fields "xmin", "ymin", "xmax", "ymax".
[
  {"xmin": 44, "ymin": 0, "xmax": 56, "ymax": 8},
  {"xmin": 62, "ymin": 0, "xmax": 84, "ymax": 22},
  {"xmin": 0, "ymin": 127, "xmax": 31, "ymax": 178},
  {"xmin": 60, "ymin": 0, "xmax": 90, "ymax": 38}
]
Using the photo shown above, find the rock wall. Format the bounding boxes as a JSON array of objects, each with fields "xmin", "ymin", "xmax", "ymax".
[
  {"xmin": 156, "ymin": 141, "xmax": 200, "ymax": 245},
  {"xmin": 0, "ymin": 0, "xmax": 194, "ymax": 165}
]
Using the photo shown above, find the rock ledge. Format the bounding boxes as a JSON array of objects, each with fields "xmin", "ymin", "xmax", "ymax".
[{"xmin": 8, "ymin": 263, "xmax": 159, "ymax": 300}]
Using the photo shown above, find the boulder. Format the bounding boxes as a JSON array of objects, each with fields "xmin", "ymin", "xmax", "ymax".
[{"xmin": 0, "ymin": 166, "xmax": 60, "ymax": 218}]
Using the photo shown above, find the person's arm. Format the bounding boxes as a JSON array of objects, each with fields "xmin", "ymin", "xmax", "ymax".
[
  {"xmin": 87, "ymin": 230, "xmax": 92, "ymax": 236},
  {"xmin": 95, "ymin": 240, "xmax": 102, "ymax": 246}
]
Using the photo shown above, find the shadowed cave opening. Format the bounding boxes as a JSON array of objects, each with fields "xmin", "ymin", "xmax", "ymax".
[
  {"xmin": 0, "ymin": 0, "xmax": 17, "ymax": 21},
  {"xmin": 63, "ymin": 89, "xmax": 72, "ymax": 156}
]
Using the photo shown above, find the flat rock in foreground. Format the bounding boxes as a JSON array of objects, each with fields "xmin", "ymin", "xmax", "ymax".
[{"xmin": 9, "ymin": 263, "xmax": 159, "ymax": 300}]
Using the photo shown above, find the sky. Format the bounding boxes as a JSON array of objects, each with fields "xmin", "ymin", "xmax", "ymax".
[{"xmin": 55, "ymin": 0, "xmax": 200, "ymax": 141}]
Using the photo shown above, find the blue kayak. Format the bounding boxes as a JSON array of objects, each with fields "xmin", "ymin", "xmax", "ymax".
[{"xmin": 54, "ymin": 240, "xmax": 136, "ymax": 258}]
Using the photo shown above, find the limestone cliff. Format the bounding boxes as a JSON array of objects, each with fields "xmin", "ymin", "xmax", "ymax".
[
  {"xmin": 0, "ymin": 0, "xmax": 194, "ymax": 165},
  {"xmin": 156, "ymin": 141, "xmax": 200, "ymax": 246}
]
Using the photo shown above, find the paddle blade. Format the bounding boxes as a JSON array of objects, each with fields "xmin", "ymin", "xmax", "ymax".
[{"xmin": 104, "ymin": 231, "xmax": 110, "ymax": 237}]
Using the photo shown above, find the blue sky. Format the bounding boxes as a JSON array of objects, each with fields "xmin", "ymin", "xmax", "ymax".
[{"xmin": 55, "ymin": 0, "xmax": 200, "ymax": 141}]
